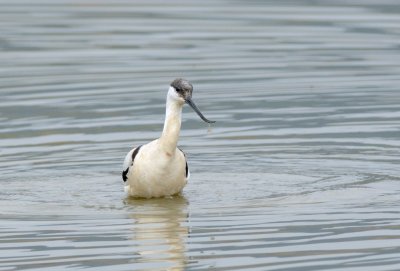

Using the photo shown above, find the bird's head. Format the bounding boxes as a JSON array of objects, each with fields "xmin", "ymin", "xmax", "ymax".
[{"xmin": 168, "ymin": 78, "xmax": 215, "ymax": 124}]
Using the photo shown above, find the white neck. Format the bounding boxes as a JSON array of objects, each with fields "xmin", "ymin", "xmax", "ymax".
[{"xmin": 159, "ymin": 88, "xmax": 184, "ymax": 153}]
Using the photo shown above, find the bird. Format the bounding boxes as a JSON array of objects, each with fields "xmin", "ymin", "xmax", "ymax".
[{"xmin": 122, "ymin": 78, "xmax": 215, "ymax": 198}]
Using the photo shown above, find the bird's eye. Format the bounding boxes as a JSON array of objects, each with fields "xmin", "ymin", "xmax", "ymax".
[{"xmin": 176, "ymin": 88, "xmax": 182, "ymax": 93}]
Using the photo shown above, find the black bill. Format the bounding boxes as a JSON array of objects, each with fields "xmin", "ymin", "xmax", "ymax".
[{"xmin": 185, "ymin": 97, "xmax": 216, "ymax": 124}]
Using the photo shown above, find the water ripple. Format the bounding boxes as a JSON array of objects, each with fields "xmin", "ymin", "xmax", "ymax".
[{"xmin": 1, "ymin": 0, "xmax": 400, "ymax": 270}]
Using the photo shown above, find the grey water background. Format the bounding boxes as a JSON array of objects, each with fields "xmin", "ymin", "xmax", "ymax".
[{"xmin": 1, "ymin": 0, "xmax": 400, "ymax": 270}]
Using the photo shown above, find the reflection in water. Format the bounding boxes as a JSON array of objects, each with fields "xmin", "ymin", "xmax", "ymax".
[
  {"xmin": 1, "ymin": 0, "xmax": 400, "ymax": 270},
  {"xmin": 125, "ymin": 196, "xmax": 189, "ymax": 271}
]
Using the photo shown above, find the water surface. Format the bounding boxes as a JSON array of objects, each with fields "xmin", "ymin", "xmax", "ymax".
[{"xmin": 1, "ymin": 0, "xmax": 400, "ymax": 270}]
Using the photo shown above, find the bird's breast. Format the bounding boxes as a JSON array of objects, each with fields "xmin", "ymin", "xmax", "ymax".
[{"xmin": 125, "ymin": 141, "xmax": 187, "ymax": 198}]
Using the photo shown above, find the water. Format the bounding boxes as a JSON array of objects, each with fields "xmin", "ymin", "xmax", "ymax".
[{"xmin": 1, "ymin": 0, "xmax": 400, "ymax": 270}]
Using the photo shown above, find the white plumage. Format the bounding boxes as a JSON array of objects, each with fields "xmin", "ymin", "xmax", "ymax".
[{"xmin": 122, "ymin": 79, "xmax": 215, "ymax": 198}]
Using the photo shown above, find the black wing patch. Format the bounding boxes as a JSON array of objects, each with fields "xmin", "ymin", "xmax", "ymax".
[
  {"xmin": 178, "ymin": 147, "xmax": 189, "ymax": 178},
  {"xmin": 185, "ymin": 160, "xmax": 188, "ymax": 178},
  {"xmin": 122, "ymin": 168, "xmax": 129, "ymax": 182},
  {"xmin": 122, "ymin": 145, "xmax": 142, "ymax": 182}
]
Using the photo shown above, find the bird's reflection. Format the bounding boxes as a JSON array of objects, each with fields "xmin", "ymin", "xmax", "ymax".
[{"xmin": 124, "ymin": 195, "xmax": 189, "ymax": 271}]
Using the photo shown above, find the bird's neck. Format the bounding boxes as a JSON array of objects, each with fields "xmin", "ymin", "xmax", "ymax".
[{"xmin": 160, "ymin": 97, "xmax": 183, "ymax": 153}]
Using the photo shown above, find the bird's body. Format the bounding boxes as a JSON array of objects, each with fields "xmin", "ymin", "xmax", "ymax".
[
  {"xmin": 122, "ymin": 79, "xmax": 214, "ymax": 198},
  {"xmin": 123, "ymin": 141, "xmax": 187, "ymax": 198}
]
